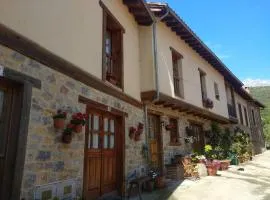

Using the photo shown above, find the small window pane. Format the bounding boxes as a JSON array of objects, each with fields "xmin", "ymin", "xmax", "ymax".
[
  {"xmin": 104, "ymin": 118, "xmax": 108, "ymax": 132},
  {"xmin": 88, "ymin": 115, "xmax": 91, "ymax": 131},
  {"xmin": 110, "ymin": 135, "xmax": 114, "ymax": 149},
  {"xmin": 92, "ymin": 134, "xmax": 99, "ymax": 149},
  {"xmin": 110, "ymin": 120, "xmax": 115, "ymax": 133},
  {"xmin": 93, "ymin": 115, "xmax": 99, "ymax": 130},
  {"xmin": 104, "ymin": 135, "xmax": 108, "ymax": 149}
]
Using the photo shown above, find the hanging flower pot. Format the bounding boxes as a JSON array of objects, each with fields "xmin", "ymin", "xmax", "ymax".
[
  {"xmin": 129, "ymin": 127, "xmax": 136, "ymax": 140},
  {"xmin": 53, "ymin": 110, "xmax": 67, "ymax": 129},
  {"xmin": 62, "ymin": 127, "xmax": 73, "ymax": 144},
  {"xmin": 135, "ymin": 133, "xmax": 141, "ymax": 141},
  {"xmin": 62, "ymin": 134, "xmax": 72, "ymax": 144},
  {"xmin": 74, "ymin": 124, "xmax": 83, "ymax": 133},
  {"xmin": 70, "ymin": 112, "xmax": 88, "ymax": 133},
  {"xmin": 54, "ymin": 118, "xmax": 65, "ymax": 129}
]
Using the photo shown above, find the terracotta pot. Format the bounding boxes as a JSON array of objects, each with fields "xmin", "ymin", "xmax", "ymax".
[
  {"xmin": 220, "ymin": 160, "xmax": 230, "ymax": 170},
  {"xmin": 62, "ymin": 134, "xmax": 72, "ymax": 144},
  {"xmin": 74, "ymin": 124, "xmax": 83, "ymax": 133},
  {"xmin": 53, "ymin": 118, "xmax": 65, "ymax": 129},
  {"xmin": 135, "ymin": 133, "xmax": 141, "ymax": 141},
  {"xmin": 129, "ymin": 132, "xmax": 135, "ymax": 140},
  {"xmin": 206, "ymin": 165, "xmax": 217, "ymax": 176}
]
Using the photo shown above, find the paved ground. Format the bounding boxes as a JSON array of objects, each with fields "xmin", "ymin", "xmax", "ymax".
[{"xmin": 136, "ymin": 151, "xmax": 270, "ymax": 200}]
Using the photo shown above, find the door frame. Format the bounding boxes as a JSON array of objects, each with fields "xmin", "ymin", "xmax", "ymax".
[
  {"xmin": 0, "ymin": 67, "xmax": 41, "ymax": 199},
  {"xmin": 147, "ymin": 112, "xmax": 164, "ymax": 176},
  {"xmin": 79, "ymin": 96, "xmax": 126, "ymax": 198}
]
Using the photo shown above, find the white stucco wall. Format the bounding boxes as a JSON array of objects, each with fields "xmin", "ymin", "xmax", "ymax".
[
  {"xmin": 154, "ymin": 22, "xmax": 229, "ymax": 118},
  {"xmin": 139, "ymin": 26, "xmax": 155, "ymax": 92},
  {"xmin": 0, "ymin": 0, "xmax": 142, "ymax": 100}
]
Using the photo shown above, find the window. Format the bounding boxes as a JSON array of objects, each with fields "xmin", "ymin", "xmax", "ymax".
[
  {"xmin": 214, "ymin": 82, "xmax": 220, "ymax": 100},
  {"xmin": 199, "ymin": 69, "xmax": 207, "ymax": 100},
  {"xmin": 171, "ymin": 48, "xmax": 184, "ymax": 98},
  {"xmin": 169, "ymin": 118, "xmax": 180, "ymax": 145},
  {"xmin": 252, "ymin": 109, "xmax": 256, "ymax": 125},
  {"xmin": 244, "ymin": 107, "xmax": 249, "ymax": 127},
  {"xmin": 102, "ymin": 3, "xmax": 124, "ymax": 88},
  {"xmin": 238, "ymin": 103, "xmax": 243, "ymax": 125}
]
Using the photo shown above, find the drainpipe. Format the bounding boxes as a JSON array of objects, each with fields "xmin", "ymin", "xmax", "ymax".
[{"xmin": 152, "ymin": 5, "xmax": 170, "ymax": 102}]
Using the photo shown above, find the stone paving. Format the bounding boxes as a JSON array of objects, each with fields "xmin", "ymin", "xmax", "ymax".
[{"xmin": 135, "ymin": 151, "xmax": 270, "ymax": 200}]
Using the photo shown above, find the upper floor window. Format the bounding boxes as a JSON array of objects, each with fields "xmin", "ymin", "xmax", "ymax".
[
  {"xmin": 199, "ymin": 69, "xmax": 207, "ymax": 100},
  {"xmin": 238, "ymin": 103, "xmax": 244, "ymax": 125},
  {"xmin": 102, "ymin": 3, "xmax": 124, "ymax": 88},
  {"xmin": 252, "ymin": 109, "xmax": 256, "ymax": 125},
  {"xmin": 214, "ymin": 82, "xmax": 220, "ymax": 100},
  {"xmin": 244, "ymin": 106, "xmax": 249, "ymax": 127},
  {"xmin": 171, "ymin": 48, "xmax": 184, "ymax": 98}
]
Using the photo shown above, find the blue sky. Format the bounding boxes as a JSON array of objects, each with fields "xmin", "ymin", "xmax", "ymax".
[{"xmin": 150, "ymin": 0, "xmax": 270, "ymax": 86}]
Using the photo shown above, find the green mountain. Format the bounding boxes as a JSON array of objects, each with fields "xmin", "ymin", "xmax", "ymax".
[{"xmin": 249, "ymin": 86, "xmax": 270, "ymax": 145}]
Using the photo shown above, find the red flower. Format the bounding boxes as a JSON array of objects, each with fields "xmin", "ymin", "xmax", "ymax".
[{"xmin": 67, "ymin": 123, "xmax": 74, "ymax": 129}]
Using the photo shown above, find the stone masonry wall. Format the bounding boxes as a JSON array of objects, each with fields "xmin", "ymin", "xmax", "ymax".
[
  {"xmin": 0, "ymin": 45, "xmax": 146, "ymax": 199},
  {"xmin": 147, "ymin": 104, "xmax": 212, "ymax": 165}
]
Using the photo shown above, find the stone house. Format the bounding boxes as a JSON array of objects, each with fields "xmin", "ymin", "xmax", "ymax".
[{"xmin": 0, "ymin": 0, "xmax": 265, "ymax": 200}]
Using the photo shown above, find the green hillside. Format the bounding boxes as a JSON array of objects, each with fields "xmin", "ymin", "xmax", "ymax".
[{"xmin": 249, "ymin": 86, "xmax": 270, "ymax": 145}]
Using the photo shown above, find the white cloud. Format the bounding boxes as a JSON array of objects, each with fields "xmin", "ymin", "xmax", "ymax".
[
  {"xmin": 243, "ymin": 78, "xmax": 270, "ymax": 87},
  {"xmin": 205, "ymin": 41, "xmax": 231, "ymax": 60}
]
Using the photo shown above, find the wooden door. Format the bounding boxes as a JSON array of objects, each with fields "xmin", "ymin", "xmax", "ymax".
[
  {"xmin": 148, "ymin": 114, "xmax": 163, "ymax": 174},
  {"xmin": 191, "ymin": 123, "xmax": 205, "ymax": 153},
  {"xmin": 84, "ymin": 108, "xmax": 119, "ymax": 200},
  {"xmin": 0, "ymin": 78, "xmax": 21, "ymax": 199}
]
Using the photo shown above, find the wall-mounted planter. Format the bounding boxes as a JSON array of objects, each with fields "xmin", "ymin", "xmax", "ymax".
[
  {"xmin": 129, "ymin": 127, "xmax": 136, "ymax": 140},
  {"xmin": 62, "ymin": 134, "xmax": 72, "ymax": 144},
  {"xmin": 53, "ymin": 110, "xmax": 67, "ymax": 129},
  {"xmin": 135, "ymin": 133, "xmax": 141, "ymax": 141},
  {"xmin": 74, "ymin": 124, "xmax": 83, "ymax": 133},
  {"xmin": 129, "ymin": 122, "xmax": 144, "ymax": 142},
  {"xmin": 54, "ymin": 118, "xmax": 65, "ymax": 129}
]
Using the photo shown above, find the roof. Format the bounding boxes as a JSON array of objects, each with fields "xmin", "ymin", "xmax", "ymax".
[
  {"xmin": 123, "ymin": 0, "xmax": 154, "ymax": 25},
  {"xmin": 147, "ymin": 2, "xmax": 265, "ymax": 108}
]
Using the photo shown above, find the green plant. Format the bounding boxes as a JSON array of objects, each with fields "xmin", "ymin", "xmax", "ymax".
[
  {"xmin": 230, "ymin": 127, "xmax": 252, "ymax": 158},
  {"xmin": 53, "ymin": 110, "xmax": 67, "ymax": 119},
  {"xmin": 204, "ymin": 144, "xmax": 217, "ymax": 159}
]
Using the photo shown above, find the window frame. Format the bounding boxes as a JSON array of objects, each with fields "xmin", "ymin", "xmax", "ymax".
[
  {"xmin": 214, "ymin": 82, "xmax": 220, "ymax": 100},
  {"xmin": 101, "ymin": 1, "xmax": 125, "ymax": 89},
  {"xmin": 199, "ymin": 68, "xmax": 207, "ymax": 100},
  {"xmin": 170, "ymin": 47, "xmax": 184, "ymax": 98},
  {"xmin": 238, "ymin": 103, "xmax": 244, "ymax": 125},
  {"xmin": 243, "ymin": 106, "xmax": 249, "ymax": 127},
  {"xmin": 169, "ymin": 118, "xmax": 180, "ymax": 146}
]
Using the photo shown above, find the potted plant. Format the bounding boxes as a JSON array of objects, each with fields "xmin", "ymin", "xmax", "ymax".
[
  {"xmin": 71, "ymin": 112, "xmax": 88, "ymax": 133},
  {"xmin": 129, "ymin": 127, "xmax": 136, "ymax": 140},
  {"xmin": 53, "ymin": 110, "xmax": 67, "ymax": 129},
  {"xmin": 146, "ymin": 169, "xmax": 158, "ymax": 192},
  {"xmin": 135, "ymin": 132, "xmax": 141, "ymax": 141},
  {"xmin": 204, "ymin": 145, "xmax": 218, "ymax": 176},
  {"xmin": 62, "ymin": 126, "xmax": 73, "ymax": 144}
]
